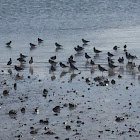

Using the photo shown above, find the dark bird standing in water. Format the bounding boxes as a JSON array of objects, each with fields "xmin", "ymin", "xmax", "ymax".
[
  {"xmin": 70, "ymin": 62, "xmax": 78, "ymax": 71},
  {"xmin": 55, "ymin": 42, "xmax": 62, "ymax": 48},
  {"xmin": 15, "ymin": 65, "xmax": 24, "ymax": 71},
  {"xmin": 98, "ymin": 65, "xmax": 107, "ymax": 76},
  {"xmin": 60, "ymin": 62, "xmax": 69, "ymax": 69},
  {"xmin": 29, "ymin": 57, "xmax": 33, "ymax": 65},
  {"xmin": 50, "ymin": 56, "xmax": 56, "ymax": 60},
  {"xmin": 113, "ymin": 45, "xmax": 119, "ymax": 50},
  {"xmin": 82, "ymin": 39, "xmax": 90, "ymax": 45},
  {"xmin": 90, "ymin": 59, "xmax": 95, "ymax": 66},
  {"xmin": 108, "ymin": 62, "xmax": 118, "ymax": 69},
  {"xmin": 30, "ymin": 43, "xmax": 36, "ymax": 48},
  {"xmin": 38, "ymin": 38, "xmax": 43, "ymax": 43},
  {"xmin": 7, "ymin": 58, "xmax": 12, "ymax": 65},
  {"xmin": 74, "ymin": 45, "xmax": 84, "ymax": 53},
  {"xmin": 118, "ymin": 57, "xmax": 124, "ymax": 64},
  {"xmin": 6, "ymin": 41, "xmax": 12, "ymax": 46},
  {"xmin": 85, "ymin": 53, "xmax": 91, "ymax": 61},
  {"xmin": 93, "ymin": 47, "xmax": 102, "ymax": 54},
  {"xmin": 17, "ymin": 57, "xmax": 26, "ymax": 63},
  {"xmin": 108, "ymin": 52, "xmax": 114, "ymax": 57},
  {"xmin": 20, "ymin": 53, "xmax": 27, "ymax": 59}
]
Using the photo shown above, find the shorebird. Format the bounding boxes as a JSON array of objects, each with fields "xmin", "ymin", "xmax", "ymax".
[
  {"xmin": 29, "ymin": 57, "xmax": 33, "ymax": 65},
  {"xmin": 108, "ymin": 62, "xmax": 118, "ymax": 69},
  {"xmin": 60, "ymin": 62, "xmax": 69, "ymax": 69},
  {"xmin": 85, "ymin": 53, "xmax": 91, "ymax": 61},
  {"xmin": 98, "ymin": 65, "xmax": 107, "ymax": 76},
  {"xmin": 93, "ymin": 47, "xmax": 102, "ymax": 54},
  {"xmin": 90, "ymin": 59, "xmax": 95, "ymax": 66},
  {"xmin": 74, "ymin": 45, "xmax": 84, "ymax": 53},
  {"xmin": 70, "ymin": 62, "xmax": 78, "ymax": 71},
  {"xmin": 108, "ymin": 52, "xmax": 114, "ymax": 57},
  {"xmin": 82, "ymin": 39, "xmax": 90, "ymax": 45},
  {"xmin": 113, "ymin": 45, "xmax": 119, "ymax": 50},
  {"xmin": 68, "ymin": 55, "xmax": 76, "ymax": 64},
  {"xmin": 118, "ymin": 57, "xmax": 124, "ymax": 64},
  {"xmin": 55, "ymin": 42, "xmax": 62, "ymax": 48},
  {"xmin": 123, "ymin": 44, "xmax": 127, "ymax": 51},
  {"xmin": 7, "ymin": 58, "xmax": 12, "ymax": 65},
  {"xmin": 49, "ymin": 59, "xmax": 57, "ymax": 66},
  {"xmin": 20, "ymin": 53, "xmax": 27, "ymax": 59},
  {"xmin": 38, "ymin": 38, "xmax": 43, "ymax": 43},
  {"xmin": 126, "ymin": 52, "xmax": 137, "ymax": 61},
  {"xmin": 17, "ymin": 57, "xmax": 26, "ymax": 63},
  {"xmin": 15, "ymin": 65, "xmax": 24, "ymax": 71},
  {"xmin": 50, "ymin": 56, "xmax": 56, "ymax": 60},
  {"xmin": 6, "ymin": 41, "xmax": 12, "ymax": 46},
  {"xmin": 108, "ymin": 57, "xmax": 114, "ymax": 64},
  {"xmin": 30, "ymin": 43, "xmax": 36, "ymax": 48}
]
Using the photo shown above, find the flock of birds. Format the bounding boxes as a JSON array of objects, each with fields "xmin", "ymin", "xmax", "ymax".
[{"xmin": 5, "ymin": 38, "xmax": 140, "ymax": 79}]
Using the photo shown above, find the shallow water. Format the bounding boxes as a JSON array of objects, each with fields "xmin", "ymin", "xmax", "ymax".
[{"xmin": 0, "ymin": 0, "xmax": 140, "ymax": 140}]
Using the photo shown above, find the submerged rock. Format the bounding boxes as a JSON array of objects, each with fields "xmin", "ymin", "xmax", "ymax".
[
  {"xmin": 53, "ymin": 106, "xmax": 60, "ymax": 113},
  {"xmin": 3, "ymin": 90, "xmax": 9, "ymax": 96}
]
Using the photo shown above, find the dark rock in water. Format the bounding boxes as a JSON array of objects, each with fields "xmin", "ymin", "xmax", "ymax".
[
  {"xmin": 55, "ymin": 136, "xmax": 60, "ymax": 139},
  {"xmin": 3, "ymin": 90, "xmax": 9, "ymax": 96},
  {"xmin": 115, "ymin": 116, "xmax": 124, "ymax": 122},
  {"xmin": 65, "ymin": 138, "xmax": 69, "ymax": 140},
  {"xmin": 44, "ymin": 130, "xmax": 55, "ymax": 135},
  {"xmin": 118, "ymin": 75, "xmax": 122, "ymax": 78},
  {"xmin": 85, "ymin": 77, "xmax": 90, "ymax": 83},
  {"xmin": 94, "ymin": 76, "xmax": 103, "ymax": 82},
  {"xmin": 69, "ymin": 103, "xmax": 77, "ymax": 110},
  {"xmin": 66, "ymin": 125, "xmax": 71, "ymax": 130},
  {"xmin": 21, "ymin": 107, "xmax": 25, "ymax": 113},
  {"xmin": 111, "ymin": 79, "xmax": 115, "ymax": 84},
  {"xmin": 53, "ymin": 106, "xmax": 60, "ymax": 113},
  {"xmin": 9, "ymin": 110, "xmax": 17, "ymax": 116},
  {"xmin": 30, "ymin": 129, "xmax": 39, "ymax": 134},
  {"xmin": 39, "ymin": 119, "xmax": 49, "ymax": 124}
]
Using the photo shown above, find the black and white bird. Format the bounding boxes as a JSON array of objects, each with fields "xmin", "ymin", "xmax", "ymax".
[
  {"xmin": 113, "ymin": 45, "xmax": 119, "ymax": 50},
  {"xmin": 60, "ymin": 62, "xmax": 69, "ymax": 69},
  {"xmin": 98, "ymin": 65, "xmax": 107, "ymax": 75},
  {"xmin": 50, "ymin": 56, "xmax": 56, "ymax": 60},
  {"xmin": 90, "ymin": 59, "xmax": 95, "ymax": 66},
  {"xmin": 85, "ymin": 53, "xmax": 91, "ymax": 61},
  {"xmin": 108, "ymin": 52, "xmax": 114, "ymax": 57},
  {"xmin": 7, "ymin": 58, "xmax": 12, "ymax": 65},
  {"xmin": 70, "ymin": 62, "xmax": 78, "ymax": 71},
  {"xmin": 6, "ymin": 41, "xmax": 12, "ymax": 46},
  {"xmin": 82, "ymin": 39, "xmax": 90, "ymax": 45},
  {"xmin": 20, "ymin": 53, "xmax": 27, "ymax": 59},
  {"xmin": 49, "ymin": 59, "xmax": 57, "ymax": 66},
  {"xmin": 38, "ymin": 38, "xmax": 43, "ymax": 43},
  {"xmin": 74, "ymin": 45, "xmax": 84, "ymax": 53},
  {"xmin": 55, "ymin": 42, "xmax": 62, "ymax": 48},
  {"xmin": 118, "ymin": 57, "xmax": 124, "ymax": 64},
  {"xmin": 30, "ymin": 43, "xmax": 36, "ymax": 48},
  {"xmin": 93, "ymin": 47, "xmax": 102, "ymax": 54},
  {"xmin": 17, "ymin": 57, "xmax": 26, "ymax": 63},
  {"xmin": 29, "ymin": 57, "xmax": 33, "ymax": 65},
  {"xmin": 108, "ymin": 62, "xmax": 117, "ymax": 69},
  {"xmin": 15, "ymin": 65, "xmax": 24, "ymax": 71}
]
